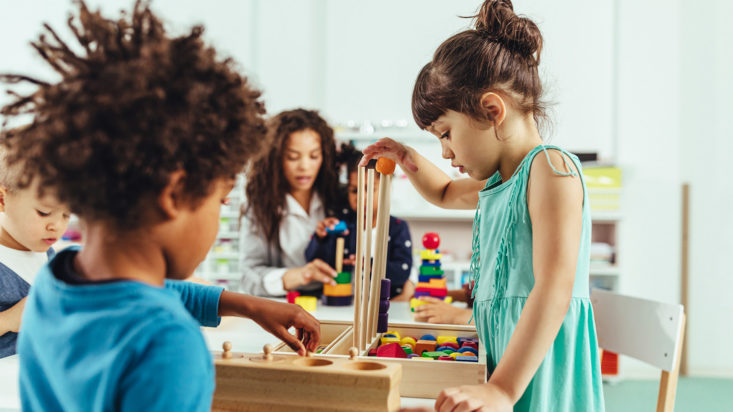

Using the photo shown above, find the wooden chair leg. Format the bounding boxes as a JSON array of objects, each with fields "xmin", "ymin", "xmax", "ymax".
[{"xmin": 657, "ymin": 313, "xmax": 686, "ymax": 412}]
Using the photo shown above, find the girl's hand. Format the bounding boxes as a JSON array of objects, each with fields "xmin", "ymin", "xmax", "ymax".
[
  {"xmin": 435, "ymin": 383, "xmax": 513, "ymax": 412},
  {"xmin": 315, "ymin": 217, "xmax": 347, "ymax": 238},
  {"xmin": 343, "ymin": 254, "xmax": 356, "ymax": 266},
  {"xmin": 413, "ymin": 297, "xmax": 472, "ymax": 325},
  {"xmin": 359, "ymin": 137, "xmax": 418, "ymax": 173},
  {"xmin": 282, "ymin": 259, "xmax": 337, "ymax": 290}
]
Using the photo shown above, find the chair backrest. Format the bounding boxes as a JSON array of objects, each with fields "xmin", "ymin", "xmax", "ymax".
[{"xmin": 591, "ymin": 288, "xmax": 686, "ymax": 412}]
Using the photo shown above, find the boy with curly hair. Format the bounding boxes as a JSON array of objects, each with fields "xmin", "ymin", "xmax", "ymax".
[{"xmin": 1, "ymin": 1, "xmax": 320, "ymax": 410}]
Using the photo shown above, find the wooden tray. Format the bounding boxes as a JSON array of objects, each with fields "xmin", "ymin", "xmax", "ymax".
[{"xmin": 319, "ymin": 321, "xmax": 487, "ymax": 399}]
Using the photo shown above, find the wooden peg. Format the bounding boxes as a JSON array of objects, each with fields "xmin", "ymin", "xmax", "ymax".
[
  {"xmin": 349, "ymin": 347, "xmax": 359, "ymax": 361},
  {"xmin": 353, "ymin": 166, "xmax": 366, "ymax": 351},
  {"xmin": 335, "ymin": 237, "xmax": 345, "ymax": 273},
  {"xmin": 222, "ymin": 341, "xmax": 233, "ymax": 359},
  {"xmin": 263, "ymin": 344, "xmax": 273, "ymax": 361}
]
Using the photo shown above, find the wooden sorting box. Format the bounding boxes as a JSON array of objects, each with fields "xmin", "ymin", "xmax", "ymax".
[
  {"xmin": 272, "ymin": 320, "xmax": 352, "ymax": 354},
  {"xmin": 213, "ymin": 349, "xmax": 401, "ymax": 411},
  {"xmin": 276, "ymin": 321, "xmax": 487, "ymax": 399}
]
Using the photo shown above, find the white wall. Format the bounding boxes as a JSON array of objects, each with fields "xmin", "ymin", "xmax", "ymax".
[{"xmin": 679, "ymin": 0, "xmax": 733, "ymax": 377}]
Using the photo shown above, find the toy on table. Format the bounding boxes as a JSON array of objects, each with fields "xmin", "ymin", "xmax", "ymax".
[
  {"xmin": 214, "ymin": 342, "xmax": 401, "ymax": 411},
  {"xmin": 323, "ymin": 228, "xmax": 354, "ymax": 305},
  {"xmin": 371, "ymin": 333, "xmax": 479, "ymax": 363},
  {"xmin": 410, "ymin": 232, "xmax": 453, "ymax": 312},
  {"xmin": 294, "ymin": 296, "xmax": 317, "ymax": 312}
]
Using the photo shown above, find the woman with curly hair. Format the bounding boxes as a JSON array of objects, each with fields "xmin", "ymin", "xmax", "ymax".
[
  {"xmin": 1, "ymin": 1, "xmax": 320, "ymax": 410},
  {"xmin": 240, "ymin": 108, "xmax": 343, "ymax": 296}
]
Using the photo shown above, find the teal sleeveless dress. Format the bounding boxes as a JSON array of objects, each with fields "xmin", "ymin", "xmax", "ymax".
[{"xmin": 470, "ymin": 145, "xmax": 605, "ymax": 411}]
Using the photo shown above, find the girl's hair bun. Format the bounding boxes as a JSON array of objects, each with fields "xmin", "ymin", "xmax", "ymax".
[{"xmin": 474, "ymin": 0, "xmax": 543, "ymax": 63}]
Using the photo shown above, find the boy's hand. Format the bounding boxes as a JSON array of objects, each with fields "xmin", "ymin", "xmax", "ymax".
[
  {"xmin": 0, "ymin": 297, "xmax": 27, "ymax": 335},
  {"xmin": 315, "ymin": 217, "xmax": 346, "ymax": 238},
  {"xmin": 413, "ymin": 297, "xmax": 472, "ymax": 325},
  {"xmin": 248, "ymin": 299, "xmax": 321, "ymax": 355},
  {"xmin": 282, "ymin": 259, "xmax": 337, "ymax": 290},
  {"xmin": 359, "ymin": 137, "xmax": 418, "ymax": 172},
  {"xmin": 219, "ymin": 292, "xmax": 321, "ymax": 355}
]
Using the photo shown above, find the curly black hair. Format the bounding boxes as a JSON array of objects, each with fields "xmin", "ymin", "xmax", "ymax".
[{"xmin": 0, "ymin": 0, "xmax": 267, "ymax": 229}]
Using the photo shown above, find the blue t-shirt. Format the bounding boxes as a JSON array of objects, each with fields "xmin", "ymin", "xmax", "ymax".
[{"xmin": 17, "ymin": 247, "xmax": 224, "ymax": 412}]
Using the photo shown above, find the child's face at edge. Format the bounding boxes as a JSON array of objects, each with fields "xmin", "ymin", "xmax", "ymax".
[
  {"xmin": 0, "ymin": 185, "xmax": 71, "ymax": 252},
  {"xmin": 429, "ymin": 110, "xmax": 500, "ymax": 181},
  {"xmin": 347, "ymin": 171, "xmax": 379, "ymax": 219}
]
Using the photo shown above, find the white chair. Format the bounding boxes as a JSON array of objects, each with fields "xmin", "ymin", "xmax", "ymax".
[{"xmin": 591, "ymin": 289, "xmax": 686, "ymax": 412}]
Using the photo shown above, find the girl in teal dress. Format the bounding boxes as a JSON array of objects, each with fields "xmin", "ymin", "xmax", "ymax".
[{"xmin": 361, "ymin": 1, "xmax": 604, "ymax": 411}]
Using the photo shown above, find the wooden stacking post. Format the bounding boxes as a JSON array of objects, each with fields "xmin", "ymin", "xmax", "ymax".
[
  {"xmin": 335, "ymin": 237, "xmax": 345, "ymax": 273},
  {"xmin": 367, "ymin": 158, "xmax": 394, "ymax": 341},
  {"xmin": 360, "ymin": 166, "xmax": 376, "ymax": 349},
  {"xmin": 353, "ymin": 167, "xmax": 365, "ymax": 350}
]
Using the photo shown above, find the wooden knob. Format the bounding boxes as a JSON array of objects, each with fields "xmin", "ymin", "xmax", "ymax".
[
  {"xmin": 376, "ymin": 158, "xmax": 396, "ymax": 175},
  {"xmin": 348, "ymin": 347, "xmax": 359, "ymax": 360},
  {"xmin": 222, "ymin": 341, "xmax": 232, "ymax": 359},
  {"xmin": 263, "ymin": 344, "xmax": 273, "ymax": 361},
  {"xmin": 305, "ymin": 350, "xmax": 314, "ymax": 358}
]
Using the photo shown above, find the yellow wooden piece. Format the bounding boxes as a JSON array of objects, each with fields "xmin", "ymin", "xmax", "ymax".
[
  {"xmin": 420, "ymin": 250, "xmax": 442, "ymax": 260},
  {"xmin": 436, "ymin": 336, "xmax": 458, "ymax": 346},
  {"xmin": 323, "ymin": 283, "xmax": 353, "ymax": 297},
  {"xmin": 380, "ymin": 336, "xmax": 401, "ymax": 345},
  {"xmin": 294, "ymin": 296, "xmax": 317, "ymax": 312},
  {"xmin": 416, "ymin": 278, "xmax": 447, "ymax": 290},
  {"xmin": 449, "ymin": 352, "xmax": 461, "ymax": 359},
  {"xmin": 400, "ymin": 336, "xmax": 417, "ymax": 347},
  {"xmin": 384, "ymin": 330, "xmax": 401, "ymax": 340}
]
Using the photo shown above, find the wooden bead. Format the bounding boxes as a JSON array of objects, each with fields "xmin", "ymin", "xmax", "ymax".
[{"xmin": 376, "ymin": 157, "xmax": 396, "ymax": 174}]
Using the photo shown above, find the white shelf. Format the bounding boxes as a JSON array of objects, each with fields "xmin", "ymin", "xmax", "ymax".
[
  {"xmin": 335, "ymin": 131, "xmax": 434, "ymax": 142},
  {"xmin": 216, "ymin": 231, "xmax": 239, "ymax": 239},
  {"xmin": 393, "ymin": 209, "xmax": 476, "ymax": 221},
  {"xmin": 591, "ymin": 211, "xmax": 622, "ymax": 222},
  {"xmin": 589, "ymin": 265, "xmax": 620, "ymax": 277},
  {"xmin": 200, "ymin": 272, "xmax": 242, "ymax": 281},
  {"xmin": 394, "ymin": 208, "xmax": 621, "ymax": 223},
  {"xmin": 209, "ymin": 252, "xmax": 239, "ymax": 260}
]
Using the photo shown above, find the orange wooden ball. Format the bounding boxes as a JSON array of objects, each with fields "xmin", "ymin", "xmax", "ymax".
[{"xmin": 376, "ymin": 157, "xmax": 396, "ymax": 175}]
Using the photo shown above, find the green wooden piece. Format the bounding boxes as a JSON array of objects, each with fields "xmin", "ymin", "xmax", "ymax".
[{"xmin": 335, "ymin": 271, "xmax": 351, "ymax": 284}]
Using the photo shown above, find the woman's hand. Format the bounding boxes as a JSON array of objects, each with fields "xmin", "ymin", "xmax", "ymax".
[
  {"xmin": 435, "ymin": 383, "xmax": 513, "ymax": 412},
  {"xmin": 315, "ymin": 217, "xmax": 347, "ymax": 238},
  {"xmin": 282, "ymin": 259, "xmax": 337, "ymax": 290},
  {"xmin": 359, "ymin": 137, "xmax": 418, "ymax": 172},
  {"xmin": 413, "ymin": 297, "xmax": 472, "ymax": 325}
]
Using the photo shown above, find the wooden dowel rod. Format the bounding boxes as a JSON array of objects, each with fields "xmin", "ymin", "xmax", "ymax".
[
  {"xmin": 352, "ymin": 167, "xmax": 365, "ymax": 350},
  {"xmin": 360, "ymin": 169, "xmax": 375, "ymax": 350}
]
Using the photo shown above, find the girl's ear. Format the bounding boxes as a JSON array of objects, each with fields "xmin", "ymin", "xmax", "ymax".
[
  {"xmin": 157, "ymin": 170, "xmax": 186, "ymax": 219},
  {"xmin": 480, "ymin": 92, "xmax": 507, "ymax": 127}
]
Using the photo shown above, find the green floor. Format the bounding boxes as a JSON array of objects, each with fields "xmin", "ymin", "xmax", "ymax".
[{"xmin": 604, "ymin": 378, "xmax": 733, "ymax": 411}]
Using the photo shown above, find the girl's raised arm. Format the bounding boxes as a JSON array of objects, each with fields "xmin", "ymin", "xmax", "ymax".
[{"xmin": 360, "ymin": 137, "xmax": 485, "ymax": 210}]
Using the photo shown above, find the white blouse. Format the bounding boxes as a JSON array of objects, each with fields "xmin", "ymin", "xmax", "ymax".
[{"xmin": 239, "ymin": 193, "xmax": 325, "ymax": 296}]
